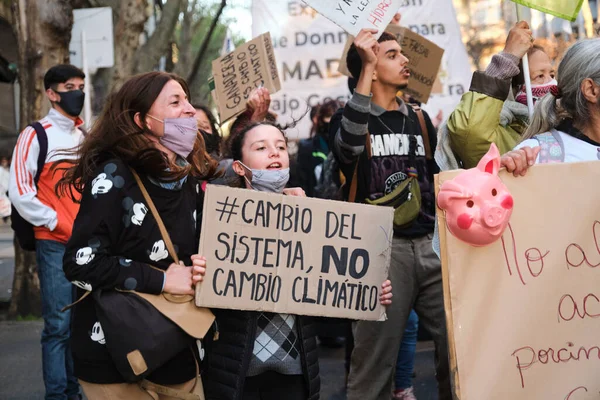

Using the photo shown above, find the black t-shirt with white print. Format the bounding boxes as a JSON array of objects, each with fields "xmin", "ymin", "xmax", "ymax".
[{"xmin": 63, "ymin": 158, "xmax": 203, "ymax": 385}]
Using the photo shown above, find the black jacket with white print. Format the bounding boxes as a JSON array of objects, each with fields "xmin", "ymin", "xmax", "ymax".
[{"xmin": 63, "ymin": 158, "xmax": 204, "ymax": 385}]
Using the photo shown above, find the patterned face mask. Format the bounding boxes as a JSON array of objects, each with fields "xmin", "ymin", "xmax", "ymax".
[{"xmin": 515, "ymin": 79, "xmax": 558, "ymax": 106}]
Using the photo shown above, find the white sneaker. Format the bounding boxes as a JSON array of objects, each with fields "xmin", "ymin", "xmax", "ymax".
[{"xmin": 393, "ymin": 387, "xmax": 417, "ymax": 400}]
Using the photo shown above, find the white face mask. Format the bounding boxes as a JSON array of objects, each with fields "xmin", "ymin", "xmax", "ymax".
[{"xmin": 235, "ymin": 161, "xmax": 290, "ymax": 193}]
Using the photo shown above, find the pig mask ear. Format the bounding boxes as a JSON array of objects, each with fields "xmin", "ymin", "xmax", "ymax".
[
  {"xmin": 476, "ymin": 143, "xmax": 501, "ymax": 176},
  {"xmin": 437, "ymin": 180, "xmax": 471, "ymax": 210}
]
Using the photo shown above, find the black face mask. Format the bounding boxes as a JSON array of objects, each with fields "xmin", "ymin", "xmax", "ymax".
[
  {"xmin": 54, "ymin": 89, "xmax": 85, "ymax": 117},
  {"xmin": 317, "ymin": 122, "xmax": 330, "ymax": 139},
  {"xmin": 201, "ymin": 130, "xmax": 222, "ymax": 155}
]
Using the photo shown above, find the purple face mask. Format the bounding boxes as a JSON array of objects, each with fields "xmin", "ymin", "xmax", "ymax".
[{"xmin": 148, "ymin": 115, "xmax": 198, "ymax": 159}]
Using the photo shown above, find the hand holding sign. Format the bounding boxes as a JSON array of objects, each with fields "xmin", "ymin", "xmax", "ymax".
[
  {"xmin": 380, "ymin": 280, "xmax": 392, "ymax": 305},
  {"xmin": 500, "ymin": 146, "xmax": 540, "ymax": 177},
  {"xmin": 354, "ymin": 29, "xmax": 380, "ymax": 69},
  {"xmin": 504, "ymin": 21, "xmax": 534, "ymax": 59},
  {"xmin": 211, "ymin": 32, "xmax": 281, "ymax": 122},
  {"xmin": 191, "ymin": 255, "xmax": 207, "ymax": 284},
  {"xmin": 247, "ymin": 87, "xmax": 272, "ymax": 122}
]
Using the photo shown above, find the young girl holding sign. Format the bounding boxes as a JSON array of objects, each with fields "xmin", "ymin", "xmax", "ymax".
[{"xmin": 197, "ymin": 121, "xmax": 393, "ymax": 400}]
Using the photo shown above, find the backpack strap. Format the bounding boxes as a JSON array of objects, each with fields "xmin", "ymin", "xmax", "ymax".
[
  {"xmin": 29, "ymin": 122, "xmax": 48, "ymax": 185},
  {"xmin": 408, "ymin": 104, "xmax": 433, "ymax": 160},
  {"xmin": 534, "ymin": 130, "xmax": 564, "ymax": 164},
  {"xmin": 348, "ymin": 132, "xmax": 371, "ymax": 203}
]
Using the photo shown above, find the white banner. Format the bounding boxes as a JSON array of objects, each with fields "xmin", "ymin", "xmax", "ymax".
[
  {"xmin": 301, "ymin": 0, "xmax": 403, "ymax": 39},
  {"xmin": 251, "ymin": 0, "xmax": 473, "ymax": 138},
  {"xmin": 397, "ymin": 0, "xmax": 472, "ymax": 125},
  {"xmin": 251, "ymin": 1, "xmax": 350, "ymax": 139}
]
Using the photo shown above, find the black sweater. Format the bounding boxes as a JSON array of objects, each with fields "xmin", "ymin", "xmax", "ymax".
[
  {"xmin": 63, "ymin": 158, "xmax": 203, "ymax": 384},
  {"xmin": 331, "ymin": 92, "xmax": 439, "ymax": 238}
]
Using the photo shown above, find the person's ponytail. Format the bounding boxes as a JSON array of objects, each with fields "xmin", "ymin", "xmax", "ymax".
[{"xmin": 521, "ymin": 93, "xmax": 560, "ymax": 140}]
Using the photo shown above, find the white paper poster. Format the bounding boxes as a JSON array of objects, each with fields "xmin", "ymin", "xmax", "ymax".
[
  {"xmin": 251, "ymin": 1, "xmax": 351, "ymax": 139},
  {"xmin": 251, "ymin": 0, "xmax": 473, "ymax": 138},
  {"xmin": 301, "ymin": 0, "xmax": 403, "ymax": 39}
]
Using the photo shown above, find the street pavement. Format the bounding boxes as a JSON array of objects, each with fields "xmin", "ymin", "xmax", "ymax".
[{"xmin": 0, "ymin": 222, "xmax": 439, "ymax": 399}]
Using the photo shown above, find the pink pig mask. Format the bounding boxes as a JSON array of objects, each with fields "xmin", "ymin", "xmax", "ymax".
[{"xmin": 438, "ymin": 143, "xmax": 514, "ymax": 246}]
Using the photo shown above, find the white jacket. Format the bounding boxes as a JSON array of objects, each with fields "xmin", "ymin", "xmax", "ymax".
[{"xmin": 9, "ymin": 108, "xmax": 84, "ymax": 243}]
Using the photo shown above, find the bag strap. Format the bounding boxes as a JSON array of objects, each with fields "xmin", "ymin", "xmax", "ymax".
[
  {"xmin": 130, "ymin": 169, "xmax": 180, "ymax": 265},
  {"xmin": 29, "ymin": 122, "xmax": 48, "ymax": 185},
  {"xmin": 348, "ymin": 132, "xmax": 371, "ymax": 203},
  {"xmin": 141, "ymin": 347, "xmax": 202, "ymax": 400},
  {"xmin": 408, "ymin": 104, "xmax": 433, "ymax": 160},
  {"xmin": 62, "ymin": 170, "xmax": 188, "ymax": 313}
]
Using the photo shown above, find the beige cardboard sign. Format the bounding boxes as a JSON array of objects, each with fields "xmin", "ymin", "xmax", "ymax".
[
  {"xmin": 211, "ymin": 32, "xmax": 281, "ymax": 122},
  {"xmin": 196, "ymin": 184, "xmax": 393, "ymax": 321},
  {"xmin": 338, "ymin": 25, "xmax": 444, "ymax": 103},
  {"xmin": 436, "ymin": 161, "xmax": 600, "ymax": 400}
]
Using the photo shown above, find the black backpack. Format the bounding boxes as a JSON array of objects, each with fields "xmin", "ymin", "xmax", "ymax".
[
  {"xmin": 11, "ymin": 122, "xmax": 48, "ymax": 251},
  {"xmin": 314, "ymin": 152, "xmax": 344, "ymax": 201}
]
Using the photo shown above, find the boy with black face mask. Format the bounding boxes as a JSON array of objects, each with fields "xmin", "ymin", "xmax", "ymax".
[{"xmin": 9, "ymin": 64, "xmax": 86, "ymax": 400}]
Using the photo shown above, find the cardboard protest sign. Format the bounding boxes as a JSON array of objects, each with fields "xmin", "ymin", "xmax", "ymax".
[
  {"xmin": 196, "ymin": 185, "xmax": 393, "ymax": 321},
  {"xmin": 338, "ymin": 24, "xmax": 444, "ymax": 103},
  {"xmin": 211, "ymin": 32, "xmax": 281, "ymax": 122},
  {"xmin": 436, "ymin": 161, "xmax": 600, "ymax": 399},
  {"xmin": 301, "ymin": 0, "xmax": 403, "ymax": 39}
]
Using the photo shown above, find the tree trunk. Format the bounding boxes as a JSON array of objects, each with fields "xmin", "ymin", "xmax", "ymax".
[
  {"xmin": 186, "ymin": 0, "xmax": 226, "ymax": 87},
  {"xmin": 14, "ymin": 0, "xmax": 75, "ymax": 126},
  {"xmin": 133, "ymin": 0, "xmax": 183, "ymax": 74},
  {"xmin": 172, "ymin": 0, "xmax": 195, "ymax": 77},
  {"xmin": 8, "ymin": 237, "xmax": 41, "ymax": 318},
  {"xmin": 10, "ymin": 0, "xmax": 75, "ymax": 318},
  {"xmin": 100, "ymin": 0, "xmax": 149, "ymax": 91}
]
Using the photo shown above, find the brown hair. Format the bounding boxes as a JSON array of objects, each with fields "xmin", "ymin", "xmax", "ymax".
[
  {"xmin": 228, "ymin": 121, "xmax": 288, "ymax": 187},
  {"xmin": 312, "ymin": 99, "xmax": 343, "ymax": 137},
  {"xmin": 56, "ymin": 71, "xmax": 218, "ymax": 201}
]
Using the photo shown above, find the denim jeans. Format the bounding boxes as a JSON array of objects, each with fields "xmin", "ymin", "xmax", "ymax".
[
  {"xmin": 395, "ymin": 309, "xmax": 419, "ymax": 390},
  {"xmin": 37, "ymin": 240, "xmax": 79, "ymax": 400}
]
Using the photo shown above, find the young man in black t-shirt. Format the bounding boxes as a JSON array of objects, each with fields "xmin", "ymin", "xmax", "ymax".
[{"xmin": 331, "ymin": 29, "xmax": 452, "ymax": 400}]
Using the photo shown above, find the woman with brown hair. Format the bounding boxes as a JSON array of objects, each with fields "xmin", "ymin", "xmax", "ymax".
[{"xmin": 58, "ymin": 71, "xmax": 217, "ymax": 399}]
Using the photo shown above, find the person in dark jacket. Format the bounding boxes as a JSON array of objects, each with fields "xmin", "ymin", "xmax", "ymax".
[
  {"xmin": 296, "ymin": 100, "xmax": 342, "ymax": 198},
  {"xmin": 193, "ymin": 103, "xmax": 222, "ymax": 158},
  {"xmin": 201, "ymin": 121, "xmax": 393, "ymax": 400},
  {"xmin": 59, "ymin": 72, "xmax": 218, "ymax": 399}
]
